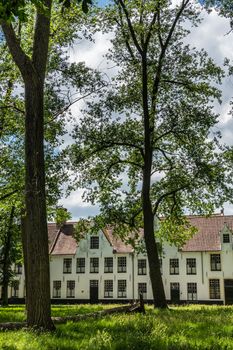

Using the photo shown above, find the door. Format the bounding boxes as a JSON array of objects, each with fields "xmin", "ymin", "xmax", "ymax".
[
  {"xmin": 90, "ymin": 280, "xmax": 99, "ymax": 303},
  {"xmin": 170, "ymin": 282, "xmax": 180, "ymax": 303},
  {"xmin": 224, "ymin": 280, "xmax": 233, "ymax": 305}
]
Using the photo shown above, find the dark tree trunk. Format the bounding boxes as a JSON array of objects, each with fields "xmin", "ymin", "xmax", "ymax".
[
  {"xmin": 20, "ymin": 210, "xmax": 28, "ymax": 311},
  {"xmin": 1, "ymin": 206, "xmax": 15, "ymax": 306},
  {"xmin": 1, "ymin": 0, "xmax": 54, "ymax": 330},
  {"xmin": 142, "ymin": 163, "xmax": 167, "ymax": 308},
  {"xmin": 141, "ymin": 54, "xmax": 167, "ymax": 308},
  {"xmin": 23, "ymin": 79, "xmax": 54, "ymax": 330}
]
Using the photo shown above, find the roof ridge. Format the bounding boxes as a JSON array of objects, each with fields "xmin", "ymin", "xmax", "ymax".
[{"xmin": 49, "ymin": 226, "xmax": 61, "ymax": 254}]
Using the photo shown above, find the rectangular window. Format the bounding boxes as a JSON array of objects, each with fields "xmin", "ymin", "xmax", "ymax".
[
  {"xmin": 210, "ymin": 254, "xmax": 221, "ymax": 271},
  {"xmin": 104, "ymin": 257, "xmax": 113, "ymax": 273},
  {"xmin": 11, "ymin": 280, "xmax": 19, "ymax": 298},
  {"xmin": 138, "ymin": 259, "xmax": 147, "ymax": 275},
  {"xmin": 170, "ymin": 259, "xmax": 179, "ymax": 275},
  {"xmin": 138, "ymin": 283, "xmax": 147, "ymax": 299},
  {"xmin": 186, "ymin": 258, "xmax": 196, "ymax": 275},
  {"xmin": 14, "ymin": 264, "xmax": 22, "ymax": 275},
  {"xmin": 90, "ymin": 236, "xmax": 99, "ymax": 249},
  {"xmin": 209, "ymin": 279, "xmax": 220, "ymax": 299},
  {"xmin": 118, "ymin": 280, "xmax": 127, "ymax": 298},
  {"xmin": 118, "ymin": 257, "xmax": 127, "ymax": 273},
  {"xmin": 104, "ymin": 280, "xmax": 113, "ymax": 298},
  {"xmin": 63, "ymin": 258, "xmax": 72, "ymax": 274},
  {"xmin": 76, "ymin": 258, "xmax": 85, "ymax": 273},
  {"xmin": 159, "ymin": 258, "xmax": 163, "ymax": 275},
  {"xmin": 90, "ymin": 257, "xmax": 99, "ymax": 273},
  {"xmin": 223, "ymin": 234, "xmax": 230, "ymax": 243},
  {"xmin": 90, "ymin": 280, "xmax": 98, "ymax": 288},
  {"xmin": 187, "ymin": 282, "xmax": 197, "ymax": 301},
  {"xmin": 67, "ymin": 280, "xmax": 75, "ymax": 298},
  {"xmin": 53, "ymin": 281, "xmax": 61, "ymax": 298}
]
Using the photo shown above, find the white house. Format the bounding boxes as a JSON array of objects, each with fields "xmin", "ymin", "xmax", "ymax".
[{"xmin": 11, "ymin": 214, "xmax": 233, "ymax": 304}]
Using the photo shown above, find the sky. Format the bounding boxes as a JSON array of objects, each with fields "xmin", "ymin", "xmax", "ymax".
[{"xmin": 59, "ymin": 4, "xmax": 233, "ymax": 220}]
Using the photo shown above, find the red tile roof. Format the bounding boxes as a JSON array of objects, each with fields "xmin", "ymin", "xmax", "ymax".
[
  {"xmin": 103, "ymin": 227, "xmax": 134, "ymax": 253},
  {"xmin": 48, "ymin": 223, "xmax": 60, "ymax": 252},
  {"xmin": 181, "ymin": 215, "xmax": 233, "ymax": 252},
  {"xmin": 48, "ymin": 223, "xmax": 77, "ymax": 255},
  {"xmin": 47, "ymin": 215, "xmax": 233, "ymax": 255}
]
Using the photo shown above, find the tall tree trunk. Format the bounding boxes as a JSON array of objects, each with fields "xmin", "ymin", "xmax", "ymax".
[
  {"xmin": 1, "ymin": 206, "xmax": 15, "ymax": 306},
  {"xmin": 1, "ymin": 0, "xmax": 54, "ymax": 330},
  {"xmin": 141, "ymin": 53, "xmax": 167, "ymax": 308},
  {"xmin": 24, "ymin": 79, "xmax": 54, "ymax": 330}
]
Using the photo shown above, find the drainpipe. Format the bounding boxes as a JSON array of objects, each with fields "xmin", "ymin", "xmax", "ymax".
[{"xmin": 132, "ymin": 253, "xmax": 135, "ymax": 301}]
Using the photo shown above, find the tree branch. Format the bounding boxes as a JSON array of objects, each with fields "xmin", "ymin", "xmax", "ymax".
[
  {"xmin": 144, "ymin": 4, "xmax": 158, "ymax": 50},
  {"xmin": 152, "ymin": 185, "xmax": 188, "ymax": 216},
  {"xmin": 32, "ymin": 0, "xmax": 52, "ymax": 81},
  {"xmin": 0, "ymin": 189, "xmax": 19, "ymax": 202},
  {"xmin": 115, "ymin": 7, "xmax": 138, "ymax": 63},
  {"xmin": 0, "ymin": 21, "xmax": 33, "ymax": 79},
  {"xmin": 116, "ymin": 0, "xmax": 143, "ymax": 55},
  {"xmin": 150, "ymin": 0, "xmax": 190, "ymax": 113}
]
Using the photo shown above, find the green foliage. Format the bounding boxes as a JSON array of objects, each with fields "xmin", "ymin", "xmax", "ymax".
[
  {"xmin": 0, "ymin": 0, "xmax": 102, "ymax": 214},
  {"xmin": 50, "ymin": 206, "xmax": 72, "ymax": 226},
  {"xmin": 0, "ymin": 0, "xmax": 93, "ymax": 22},
  {"xmin": 156, "ymin": 216, "xmax": 197, "ymax": 248},
  {"xmin": 69, "ymin": 0, "xmax": 232, "ymax": 243}
]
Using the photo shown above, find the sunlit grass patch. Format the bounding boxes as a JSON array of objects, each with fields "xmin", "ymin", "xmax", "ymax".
[{"xmin": 0, "ymin": 304, "xmax": 233, "ymax": 349}]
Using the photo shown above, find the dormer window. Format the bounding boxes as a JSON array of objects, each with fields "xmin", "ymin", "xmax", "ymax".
[
  {"xmin": 90, "ymin": 236, "xmax": 99, "ymax": 249},
  {"xmin": 223, "ymin": 234, "xmax": 230, "ymax": 243}
]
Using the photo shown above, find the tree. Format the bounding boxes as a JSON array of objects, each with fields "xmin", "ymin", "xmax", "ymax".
[
  {"xmin": 70, "ymin": 0, "xmax": 233, "ymax": 308},
  {"xmin": 0, "ymin": 205, "xmax": 23, "ymax": 306},
  {"xmin": 0, "ymin": 0, "xmax": 93, "ymax": 329}
]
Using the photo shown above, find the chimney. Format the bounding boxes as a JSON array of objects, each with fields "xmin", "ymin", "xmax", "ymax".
[{"xmin": 220, "ymin": 208, "xmax": 224, "ymax": 216}]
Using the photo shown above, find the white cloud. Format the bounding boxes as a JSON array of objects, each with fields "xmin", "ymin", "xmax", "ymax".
[{"xmin": 68, "ymin": 32, "xmax": 113, "ymax": 71}]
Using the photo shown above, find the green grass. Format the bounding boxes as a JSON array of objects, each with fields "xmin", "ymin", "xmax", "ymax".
[{"xmin": 0, "ymin": 304, "xmax": 233, "ymax": 349}]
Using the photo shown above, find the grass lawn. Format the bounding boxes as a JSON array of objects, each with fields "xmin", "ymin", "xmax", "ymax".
[{"xmin": 0, "ymin": 304, "xmax": 232, "ymax": 349}]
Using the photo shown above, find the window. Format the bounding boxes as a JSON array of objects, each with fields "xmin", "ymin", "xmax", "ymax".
[
  {"xmin": 223, "ymin": 234, "xmax": 230, "ymax": 243},
  {"xmin": 63, "ymin": 258, "xmax": 72, "ymax": 273},
  {"xmin": 138, "ymin": 259, "xmax": 147, "ymax": 275},
  {"xmin": 14, "ymin": 264, "xmax": 22, "ymax": 275},
  {"xmin": 104, "ymin": 257, "xmax": 113, "ymax": 273},
  {"xmin": 104, "ymin": 280, "xmax": 113, "ymax": 298},
  {"xmin": 209, "ymin": 279, "xmax": 220, "ymax": 299},
  {"xmin": 170, "ymin": 259, "xmax": 179, "ymax": 275},
  {"xmin": 118, "ymin": 257, "xmax": 127, "ymax": 273},
  {"xmin": 11, "ymin": 280, "xmax": 19, "ymax": 298},
  {"xmin": 159, "ymin": 258, "xmax": 163, "ymax": 275},
  {"xmin": 53, "ymin": 281, "xmax": 61, "ymax": 298},
  {"xmin": 186, "ymin": 258, "xmax": 196, "ymax": 275},
  {"xmin": 90, "ymin": 257, "xmax": 99, "ymax": 273},
  {"xmin": 187, "ymin": 283, "xmax": 197, "ymax": 301},
  {"xmin": 67, "ymin": 280, "xmax": 75, "ymax": 298},
  {"xmin": 138, "ymin": 283, "xmax": 147, "ymax": 299},
  {"xmin": 118, "ymin": 280, "xmax": 127, "ymax": 298},
  {"xmin": 90, "ymin": 236, "xmax": 99, "ymax": 249},
  {"xmin": 210, "ymin": 254, "xmax": 221, "ymax": 271},
  {"xmin": 90, "ymin": 280, "xmax": 98, "ymax": 288},
  {"xmin": 76, "ymin": 258, "xmax": 85, "ymax": 273}
]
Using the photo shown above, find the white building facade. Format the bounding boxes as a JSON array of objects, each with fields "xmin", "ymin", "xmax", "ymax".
[{"xmin": 11, "ymin": 214, "xmax": 233, "ymax": 304}]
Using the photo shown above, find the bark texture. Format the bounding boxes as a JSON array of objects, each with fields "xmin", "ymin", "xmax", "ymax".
[{"xmin": 141, "ymin": 52, "xmax": 167, "ymax": 308}]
